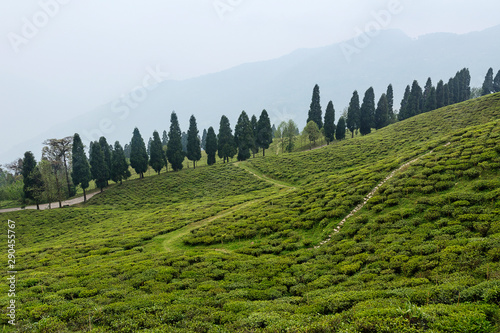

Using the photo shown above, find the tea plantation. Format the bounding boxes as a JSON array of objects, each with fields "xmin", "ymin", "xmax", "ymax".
[{"xmin": 1, "ymin": 93, "xmax": 500, "ymax": 332}]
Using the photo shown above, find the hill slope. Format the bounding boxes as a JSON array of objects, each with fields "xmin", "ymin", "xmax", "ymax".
[{"xmin": 2, "ymin": 94, "xmax": 500, "ymax": 332}]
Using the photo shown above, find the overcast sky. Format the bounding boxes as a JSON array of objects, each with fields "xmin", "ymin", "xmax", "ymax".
[{"xmin": 1, "ymin": 0, "xmax": 500, "ymax": 163}]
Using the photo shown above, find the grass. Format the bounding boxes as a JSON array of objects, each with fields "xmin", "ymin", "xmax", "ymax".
[{"xmin": 1, "ymin": 93, "xmax": 500, "ymax": 332}]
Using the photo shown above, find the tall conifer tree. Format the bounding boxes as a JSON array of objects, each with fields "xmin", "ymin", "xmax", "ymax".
[
  {"xmin": 71, "ymin": 134, "xmax": 92, "ymax": 202},
  {"xmin": 336, "ymin": 117, "xmax": 346, "ymax": 141},
  {"xmin": 130, "ymin": 128, "xmax": 149, "ymax": 178},
  {"xmin": 494, "ymin": 70, "xmax": 500, "ymax": 93},
  {"xmin": 167, "ymin": 112, "xmax": 185, "ymax": 171},
  {"xmin": 89, "ymin": 141, "xmax": 107, "ymax": 192},
  {"xmin": 234, "ymin": 111, "xmax": 253, "ymax": 161},
  {"xmin": 374, "ymin": 93, "xmax": 389, "ymax": 130},
  {"xmin": 187, "ymin": 115, "xmax": 202, "ymax": 168},
  {"xmin": 307, "ymin": 84, "xmax": 323, "ymax": 129},
  {"xmin": 149, "ymin": 131, "xmax": 165, "ymax": 174},
  {"xmin": 111, "ymin": 141, "xmax": 130, "ymax": 184},
  {"xmin": 359, "ymin": 87, "xmax": 375, "ymax": 135},
  {"xmin": 256, "ymin": 110, "xmax": 272, "ymax": 156},
  {"xmin": 482, "ymin": 68, "xmax": 494, "ymax": 95},
  {"xmin": 206, "ymin": 127, "xmax": 218, "ymax": 165},
  {"xmin": 323, "ymin": 101, "xmax": 336, "ymax": 144},
  {"xmin": 346, "ymin": 91, "xmax": 360, "ymax": 138},
  {"xmin": 218, "ymin": 115, "xmax": 236, "ymax": 163}
]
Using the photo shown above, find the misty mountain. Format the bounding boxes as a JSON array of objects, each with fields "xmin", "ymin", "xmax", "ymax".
[{"xmin": 3, "ymin": 25, "xmax": 500, "ymax": 164}]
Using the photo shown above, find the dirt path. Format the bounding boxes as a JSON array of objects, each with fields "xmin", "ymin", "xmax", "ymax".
[
  {"xmin": 314, "ymin": 148, "xmax": 438, "ymax": 248},
  {"xmin": 154, "ymin": 163, "xmax": 297, "ymax": 252},
  {"xmin": 0, "ymin": 191, "xmax": 101, "ymax": 214}
]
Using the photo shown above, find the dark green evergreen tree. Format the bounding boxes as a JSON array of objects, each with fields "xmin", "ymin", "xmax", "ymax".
[
  {"xmin": 336, "ymin": 117, "xmax": 346, "ymax": 141},
  {"xmin": 359, "ymin": 87, "xmax": 375, "ymax": 135},
  {"xmin": 234, "ymin": 111, "xmax": 253, "ymax": 161},
  {"xmin": 271, "ymin": 124, "xmax": 276, "ymax": 138},
  {"xmin": 408, "ymin": 80, "xmax": 423, "ymax": 117},
  {"xmin": 187, "ymin": 115, "xmax": 202, "ymax": 168},
  {"xmin": 436, "ymin": 80, "xmax": 445, "ymax": 109},
  {"xmin": 250, "ymin": 115, "xmax": 259, "ymax": 158},
  {"xmin": 323, "ymin": 101, "xmax": 336, "ymax": 144},
  {"xmin": 22, "ymin": 151, "xmax": 44, "ymax": 209},
  {"xmin": 111, "ymin": 141, "xmax": 130, "ymax": 184},
  {"xmin": 398, "ymin": 85, "xmax": 411, "ymax": 121},
  {"xmin": 494, "ymin": 70, "xmax": 500, "ymax": 93},
  {"xmin": 458, "ymin": 68, "xmax": 471, "ymax": 101},
  {"xmin": 89, "ymin": 141, "xmax": 107, "ymax": 192},
  {"xmin": 218, "ymin": 115, "xmax": 236, "ymax": 163},
  {"xmin": 374, "ymin": 93, "xmax": 389, "ymax": 130},
  {"xmin": 71, "ymin": 133, "xmax": 92, "ymax": 202},
  {"xmin": 482, "ymin": 68, "xmax": 494, "ymax": 95},
  {"xmin": 307, "ymin": 84, "xmax": 323, "ymax": 129},
  {"xmin": 99, "ymin": 136, "xmax": 111, "ymax": 185},
  {"xmin": 167, "ymin": 112, "xmax": 185, "ymax": 171},
  {"xmin": 130, "ymin": 127, "xmax": 149, "ymax": 178},
  {"xmin": 346, "ymin": 91, "xmax": 360, "ymax": 138},
  {"xmin": 423, "ymin": 78, "xmax": 433, "ymax": 111},
  {"xmin": 149, "ymin": 131, "xmax": 165, "ymax": 174},
  {"xmin": 206, "ymin": 127, "xmax": 217, "ymax": 165},
  {"xmin": 256, "ymin": 110, "xmax": 272, "ymax": 156},
  {"xmin": 201, "ymin": 129, "xmax": 207, "ymax": 151},
  {"xmin": 424, "ymin": 87, "xmax": 437, "ymax": 112},
  {"xmin": 386, "ymin": 84, "xmax": 394, "ymax": 116}
]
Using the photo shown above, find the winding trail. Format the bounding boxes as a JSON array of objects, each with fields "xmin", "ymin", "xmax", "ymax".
[
  {"xmin": 314, "ymin": 147, "xmax": 441, "ymax": 248},
  {"xmin": 154, "ymin": 163, "xmax": 296, "ymax": 252},
  {"xmin": 0, "ymin": 191, "xmax": 101, "ymax": 214}
]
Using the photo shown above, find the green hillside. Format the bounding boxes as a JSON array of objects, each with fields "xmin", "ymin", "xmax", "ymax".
[{"xmin": 2, "ymin": 93, "xmax": 500, "ymax": 332}]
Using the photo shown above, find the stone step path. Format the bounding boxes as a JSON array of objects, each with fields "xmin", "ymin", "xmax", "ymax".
[{"xmin": 314, "ymin": 147, "xmax": 442, "ymax": 249}]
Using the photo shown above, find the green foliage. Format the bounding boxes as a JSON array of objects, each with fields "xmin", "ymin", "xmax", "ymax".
[
  {"xmin": 167, "ymin": 112, "xmax": 185, "ymax": 171},
  {"xmin": 346, "ymin": 90, "xmax": 360, "ymax": 138},
  {"xmin": 130, "ymin": 127, "xmax": 149, "ymax": 178},
  {"xmin": 205, "ymin": 126, "xmax": 218, "ymax": 166},
  {"xmin": 71, "ymin": 133, "xmax": 92, "ymax": 199},
  {"xmin": 307, "ymin": 84, "xmax": 323, "ymax": 129},
  {"xmin": 149, "ymin": 131, "xmax": 165, "ymax": 174},
  {"xmin": 218, "ymin": 115, "xmax": 236, "ymax": 163},
  {"xmin": 4, "ymin": 92, "xmax": 500, "ymax": 331},
  {"xmin": 234, "ymin": 111, "xmax": 253, "ymax": 161},
  {"xmin": 323, "ymin": 100, "xmax": 336, "ymax": 144},
  {"xmin": 111, "ymin": 141, "xmax": 131, "ymax": 184},
  {"xmin": 360, "ymin": 87, "xmax": 375, "ymax": 135},
  {"xmin": 186, "ymin": 115, "xmax": 202, "ymax": 168},
  {"xmin": 89, "ymin": 141, "xmax": 107, "ymax": 190},
  {"xmin": 256, "ymin": 110, "xmax": 273, "ymax": 156}
]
